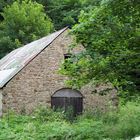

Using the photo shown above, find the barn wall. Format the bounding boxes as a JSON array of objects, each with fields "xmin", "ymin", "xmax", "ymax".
[
  {"xmin": 0, "ymin": 89, "xmax": 2, "ymax": 116},
  {"xmin": 2, "ymin": 30, "xmax": 74, "ymax": 113},
  {"xmin": 2, "ymin": 30, "xmax": 117, "ymax": 114}
]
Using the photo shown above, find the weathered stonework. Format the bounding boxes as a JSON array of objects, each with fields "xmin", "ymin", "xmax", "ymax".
[
  {"xmin": 0, "ymin": 90, "xmax": 2, "ymax": 116},
  {"xmin": 1, "ymin": 30, "xmax": 117, "ymax": 114}
]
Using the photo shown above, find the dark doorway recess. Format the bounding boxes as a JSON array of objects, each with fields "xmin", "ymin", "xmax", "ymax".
[{"xmin": 51, "ymin": 88, "xmax": 83, "ymax": 117}]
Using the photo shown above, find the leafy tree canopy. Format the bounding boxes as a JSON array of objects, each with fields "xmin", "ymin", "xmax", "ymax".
[
  {"xmin": 60, "ymin": 0, "xmax": 140, "ymax": 101},
  {"xmin": 0, "ymin": 0, "xmax": 15, "ymax": 21},
  {"xmin": 42, "ymin": 0, "xmax": 82, "ymax": 30},
  {"xmin": 0, "ymin": 0, "xmax": 53, "ymax": 58},
  {"xmin": 36, "ymin": 0, "xmax": 102, "ymax": 30},
  {"xmin": 0, "ymin": 0, "xmax": 102, "ymax": 57}
]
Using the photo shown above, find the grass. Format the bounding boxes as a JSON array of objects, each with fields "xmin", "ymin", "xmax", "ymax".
[{"xmin": 0, "ymin": 101, "xmax": 140, "ymax": 140}]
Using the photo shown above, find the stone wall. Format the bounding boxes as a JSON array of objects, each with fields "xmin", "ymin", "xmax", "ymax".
[
  {"xmin": 2, "ymin": 30, "xmax": 117, "ymax": 114},
  {"xmin": 0, "ymin": 90, "xmax": 2, "ymax": 116},
  {"xmin": 81, "ymin": 83, "xmax": 118, "ymax": 112},
  {"xmin": 2, "ymin": 30, "xmax": 73, "ymax": 113}
]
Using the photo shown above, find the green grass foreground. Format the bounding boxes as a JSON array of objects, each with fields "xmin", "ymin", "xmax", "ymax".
[{"xmin": 0, "ymin": 102, "xmax": 140, "ymax": 140}]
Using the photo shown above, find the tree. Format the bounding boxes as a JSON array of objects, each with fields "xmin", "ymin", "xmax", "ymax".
[
  {"xmin": 36, "ymin": 0, "xmax": 82, "ymax": 30},
  {"xmin": 36, "ymin": 0, "xmax": 101, "ymax": 30},
  {"xmin": 60, "ymin": 0, "xmax": 140, "ymax": 101},
  {"xmin": 0, "ymin": 0, "xmax": 53, "ymax": 58},
  {"xmin": 0, "ymin": 0, "xmax": 15, "ymax": 21}
]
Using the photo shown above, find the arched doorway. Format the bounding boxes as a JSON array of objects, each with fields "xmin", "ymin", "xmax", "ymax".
[{"xmin": 51, "ymin": 88, "xmax": 83, "ymax": 116}]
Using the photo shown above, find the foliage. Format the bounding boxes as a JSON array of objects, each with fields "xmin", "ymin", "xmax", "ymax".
[
  {"xmin": 33, "ymin": 106, "xmax": 65, "ymax": 122},
  {"xmin": 0, "ymin": 0, "xmax": 53, "ymax": 58},
  {"xmin": 0, "ymin": 0, "xmax": 14, "ymax": 20},
  {"xmin": 0, "ymin": 102, "xmax": 140, "ymax": 139},
  {"xmin": 103, "ymin": 102, "xmax": 140, "ymax": 139},
  {"xmin": 38, "ymin": 0, "xmax": 82, "ymax": 30},
  {"xmin": 0, "ymin": 36, "xmax": 17, "ymax": 58},
  {"xmin": 0, "ymin": 0, "xmax": 104, "ymax": 58},
  {"xmin": 80, "ymin": 0, "xmax": 101, "ymax": 11},
  {"xmin": 60, "ymin": 0, "xmax": 140, "ymax": 100},
  {"xmin": 35, "ymin": 0, "xmax": 102, "ymax": 30}
]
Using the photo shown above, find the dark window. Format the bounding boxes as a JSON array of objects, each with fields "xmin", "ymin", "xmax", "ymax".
[
  {"xmin": 64, "ymin": 53, "xmax": 72, "ymax": 60},
  {"xmin": 64, "ymin": 53, "xmax": 72, "ymax": 69}
]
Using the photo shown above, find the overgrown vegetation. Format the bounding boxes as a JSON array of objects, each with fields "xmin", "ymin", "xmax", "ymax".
[
  {"xmin": 0, "ymin": 0, "xmax": 103, "ymax": 58},
  {"xmin": 0, "ymin": 0, "xmax": 53, "ymax": 58},
  {"xmin": 60, "ymin": 0, "xmax": 140, "ymax": 101},
  {"xmin": 0, "ymin": 102, "xmax": 140, "ymax": 140},
  {"xmin": 0, "ymin": 0, "xmax": 139, "ymax": 138}
]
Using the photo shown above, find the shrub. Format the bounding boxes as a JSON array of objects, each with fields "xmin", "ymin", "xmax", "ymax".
[
  {"xmin": 0, "ymin": 0, "xmax": 53, "ymax": 58},
  {"xmin": 0, "ymin": 102, "xmax": 140, "ymax": 140},
  {"xmin": 33, "ymin": 106, "xmax": 65, "ymax": 122},
  {"xmin": 103, "ymin": 102, "xmax": 140, "ymax": 139}
]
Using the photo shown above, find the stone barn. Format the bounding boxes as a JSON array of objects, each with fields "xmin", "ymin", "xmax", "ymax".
[{"xmin": 0, "ymin": 27, "xmax": 117, "ymax": 116}]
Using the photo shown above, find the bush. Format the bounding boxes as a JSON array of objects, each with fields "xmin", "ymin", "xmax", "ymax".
[
  {"xmin": 103, "ymin": 102, "xmax": 140, "ymax": 139},
  {"xmin": 0, "ymin": 0, "xmax": 53, "ymax": 58},
  {"xmin": 33, "ymin": 106, "xmax": 65, "ymax": 122},
  {"xmin": 0, "ymin": 102, "xmax": 140, "ymax": 140}
]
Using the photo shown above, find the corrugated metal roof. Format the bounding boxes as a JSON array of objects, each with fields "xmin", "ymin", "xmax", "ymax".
[{"xmin": 0, "ymin": 27, "xmax": 68, "ymax": 88}]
